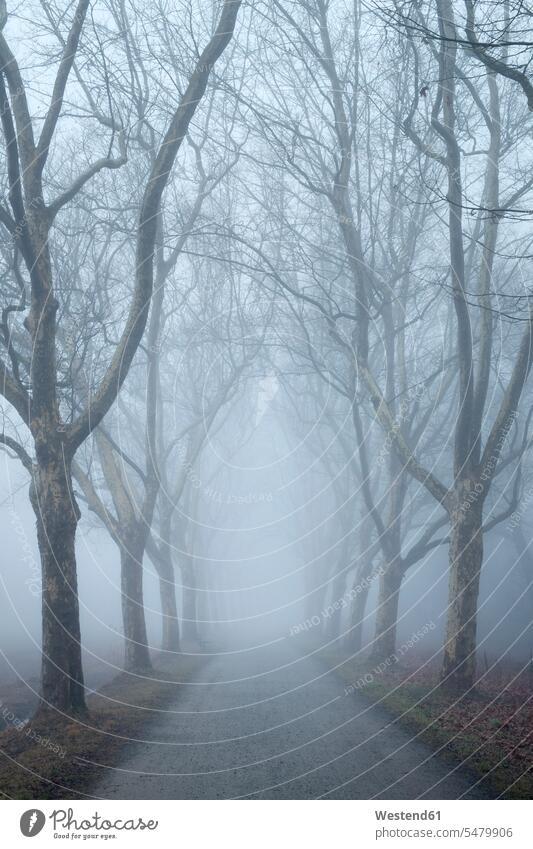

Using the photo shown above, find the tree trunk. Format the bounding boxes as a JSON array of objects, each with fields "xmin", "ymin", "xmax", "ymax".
[
  {"xmin": 348, "ymin": 560, "xmax": 373, "ymax": 654},
  {"xmin": 181, "ymin": 555, "xmax": 199, "ymax": 642},
  {"xmin": 347, "ymin": 514, "xmax": 375, "ymax": 654},
  {"xmin": 371, "ymin": 563, "xmax": 403, "ymax": 662},
  {"xmin": 31, "ymin": 458, "xmax": 86, "ymax": 716},
  {"xmin": 324, "ymin": 568, "xmax": 347, "ymax": 639},
  {"xmin": 120, "ymin": 535, "xmax": 152, "ymax": 672},
  {"xmin": 441, "ymin": 492, "xmax": 483, "ymax": 693},
  {"xmin": 349, "ymin": 585, "xmax": 370, "ymax": 653},
  {"xmin": 157, "ymin": 550, "xmax": 180, "ymax": 652},
  {"xmin": 303, "ymin": 560, "xmax": 328, "ymax": 628},
  {"xmin": 512, "ymin": 526, "xmax": 533, "ymax": 616}
]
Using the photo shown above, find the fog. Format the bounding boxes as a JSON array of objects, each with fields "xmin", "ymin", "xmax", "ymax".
[
  {"xmin": 1, "ymin": 0, "xmax": 533, "ymax": 802},
  {"xmin": 3, "ymin": 372, "xmax": 532, "ymax": 688}
]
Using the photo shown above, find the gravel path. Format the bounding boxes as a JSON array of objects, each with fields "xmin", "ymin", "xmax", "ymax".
[{"xmin": 91, "ymin": 643, "xmax": 491, "ymax": 799}]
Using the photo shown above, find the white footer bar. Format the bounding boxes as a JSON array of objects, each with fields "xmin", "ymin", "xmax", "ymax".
[{"xmin": 2, "ymin": 799, "xmax": 531, "ymax": 848}]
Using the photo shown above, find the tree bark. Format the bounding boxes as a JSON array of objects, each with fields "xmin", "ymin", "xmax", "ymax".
[
  {"xmin": 441, "ymin": 490, "xmax": 484, "ymax": 693},
  {"xmin": 371, "ymin": 563, "xmax": 403, "ymax": 662},
  {"xmin": 31, "ymin": 455, "xmax": 86, "ymax": 715},
  {"xmin": 347, "ymin": 557, "xmax": 374, "ymax": 654},
  {"xmin": 120, "ymin": 533, "xmax": 152, "ymax": 672},
  {"xmin": 181, "ymin": 554, "xmax": 199, "ymax": 643},
  {"xmin": 157, "ymin": 549, "xmax": 180, "ymax": 652}
]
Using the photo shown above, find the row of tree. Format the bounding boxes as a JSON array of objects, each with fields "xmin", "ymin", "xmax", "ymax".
[{"xmin": 1, "ymin": 0, "xmax": 533, "ymax": 719}]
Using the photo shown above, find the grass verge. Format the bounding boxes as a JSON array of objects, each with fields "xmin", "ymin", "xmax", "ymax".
[
  {"xmin": 0, "ymin": 653, "xmax": 204, "ymax": 799},
  {"xmin": 324, "ymin": 649, "xmax": 533, "ymax": 799}
]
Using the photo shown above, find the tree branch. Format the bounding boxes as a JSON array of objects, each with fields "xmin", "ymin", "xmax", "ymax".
[
  {"xmin": 0, "ymin": 431, "xmax": 32, "ymax": 472},
  {"xmin": 35, "ymin": 0, "xmax": 91, "ymax": 175},
  {"xmin": 68, "ymin": 0, "xmax": 242, "ymax": 452}
]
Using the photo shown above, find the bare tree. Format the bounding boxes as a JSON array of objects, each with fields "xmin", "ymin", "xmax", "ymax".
[{"xmin": 0, "ymin": 0, "xmax": 241, "ymax": 715}]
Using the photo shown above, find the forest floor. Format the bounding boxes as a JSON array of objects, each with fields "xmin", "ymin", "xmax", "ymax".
[
  {"xmin": 326, "ymin": 647, "xmax": 533, "ymax": 799},
  {"xmin": 0, "ymin": 649, "xmax": 205, "ymax": 799}
]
